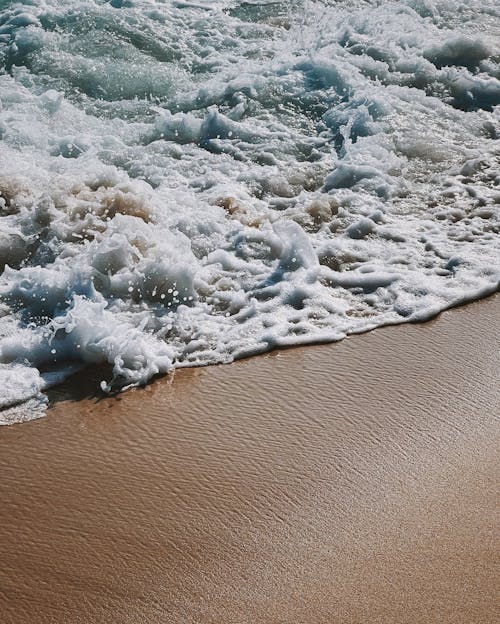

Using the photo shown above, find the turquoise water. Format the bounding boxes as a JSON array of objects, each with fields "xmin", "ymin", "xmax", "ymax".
[{"xmin": 0, "ymin": 0, "xmax": 499, "ymax": 421}]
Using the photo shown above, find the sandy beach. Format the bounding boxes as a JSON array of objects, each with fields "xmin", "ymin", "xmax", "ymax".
[{"xmin": 0, "ymin": 294, "xmax": 498, "ymax": 624}]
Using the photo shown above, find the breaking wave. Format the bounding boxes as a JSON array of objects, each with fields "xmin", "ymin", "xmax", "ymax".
[{"xmin": 0, "ymin": 0, "xmax": 499, "ymax": 422}]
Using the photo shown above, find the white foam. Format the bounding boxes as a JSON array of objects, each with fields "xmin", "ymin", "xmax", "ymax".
[{"xmin": 0, "ymin": 0, "xmax": 499, "ymax": 422}]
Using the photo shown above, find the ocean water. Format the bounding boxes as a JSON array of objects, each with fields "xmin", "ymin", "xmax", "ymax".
[{"xmin": 0, "ymin": 0, "xmax": 499, "ymax": 423}]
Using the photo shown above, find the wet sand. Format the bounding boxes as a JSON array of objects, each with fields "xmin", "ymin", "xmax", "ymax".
[{"xmin": 0, "ymin": 295, "xmax": 498, "ymax": 624}]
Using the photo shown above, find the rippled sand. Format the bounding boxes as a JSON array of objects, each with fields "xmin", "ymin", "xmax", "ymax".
[{"xmin": 0, "ymin": 295, "xmax": 498, "ymax": 623}]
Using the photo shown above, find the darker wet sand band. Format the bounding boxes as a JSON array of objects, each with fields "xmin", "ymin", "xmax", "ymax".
[{"xmin": 0, "ymin": 295, "xmax": 498, "ymax": 623}]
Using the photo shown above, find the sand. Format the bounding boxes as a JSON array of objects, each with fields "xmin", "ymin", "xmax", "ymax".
[{"xmin": 0, "ymin": 295, "xmax": 498, "ymax": 624}]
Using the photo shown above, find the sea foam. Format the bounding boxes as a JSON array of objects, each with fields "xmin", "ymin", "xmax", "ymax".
[{"xmin": 0, "ymin": 0, "xmax": 499, "ymax": 422}]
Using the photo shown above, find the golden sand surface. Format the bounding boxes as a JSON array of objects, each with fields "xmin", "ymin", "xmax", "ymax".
[{"xmin": 0, "ymin": 295, "xmax": 498, "ymax": 623}]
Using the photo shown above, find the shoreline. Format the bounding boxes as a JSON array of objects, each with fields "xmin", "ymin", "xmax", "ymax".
[{"xmin": 0, "ymin": 294, "xmax": 498, "ymax": 623}]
